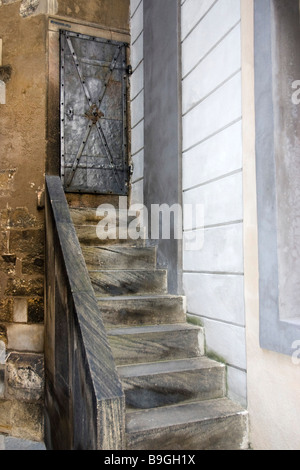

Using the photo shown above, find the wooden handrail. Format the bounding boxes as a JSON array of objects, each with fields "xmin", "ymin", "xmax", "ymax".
[{"xmin": 44, "ymin": 175, "xmax": 125, "ymax": 450}]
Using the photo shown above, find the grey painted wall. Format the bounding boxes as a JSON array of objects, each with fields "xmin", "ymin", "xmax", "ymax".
[
  {"xmin": 272, "ymin": 0, "xmax": 300, "ymax": 321},
  {"xmin": 143, "ymin": 0, "xmax": 181, "ymax": 294},
  {"xmin": 255, "ymin": 0, "xmax": 300, "ymax": 355}
]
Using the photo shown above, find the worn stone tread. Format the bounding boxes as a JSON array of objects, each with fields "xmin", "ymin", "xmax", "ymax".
[
  {"xmin": 126, "ymin": 398, "xmax": 248, "ymax": 450},
  {"xmin": 108, "ymin": 323, "xmax": 201, "ymax": 337},
  {"xmin": 118, "ymin": 356, "xmax": 222, "ymax": 377},
  {"xmin": 70, "ymin": 207, "xmax": 137, "ymax": 225},
  {"xmin": 89, "ymin": 269, "xmax": 168, "ymax": 296},
  {"xmin": 81, "ymin": 245, "xmax": 156, "ymax": 270},
  {"xmin": 118, "ymin": 357, "xmax": 225, "ymax": 409},
  {"xmin": 97, "ymin": 295, "xmax": 186, "ymax": 327},
  {"xmin": 107, "ymin": 323, "xmax": 204, "ymax": 365},
  {"xmin": 75, "ymin": 225, "xmax": 145, "ymax": 246}
]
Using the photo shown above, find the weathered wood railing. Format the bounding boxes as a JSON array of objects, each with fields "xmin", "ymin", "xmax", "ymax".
[{"xmin": 44, "ymin": 176, "xmax": 125, "ymax": 450}]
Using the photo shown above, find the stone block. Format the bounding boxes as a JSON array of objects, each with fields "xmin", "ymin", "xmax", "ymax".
[
  {"xmin": 0, "ymin": 252, "xmax": 16, "ymax": 276},
  {"xmin": 0, "ymin": 325, "xmax": 7, "ymax": 346},
  {"xmin": 5, "ymin": 352, "xmax": 44, "ymax": 402},
  {"xmin": 200, "ymin": 316, "xmax": 247, "ymax": 370},
  {"xmin": 182, "ymin": 120, "xmax": 242, "ymax": 191},
  {"xmin": 131, "ymin": 30, "xmax": 143, "ymax": 71},
  {"xmin": 183, "ymin": 171, "xmax": 243, "ymax": 229},
  {"xmin": 6, "ymin": 324, "xmax": 44, "ymax": 352},
  {"xmin": 131, "ymin": 91, "xmax": 144, "ymax": 129},
  {"xmin": 183, "ymin": 223, "xmax": 244, "ymax": 274},
  {"xmin": 131, "ymin": 119, "xmax": 144, "ymax": 156},
  {"xmin": 132, "ymin": 150, "xmax": 144, "ymax": 184},
  {"xmin": 182, "ymin": 72, "xmax": 242, "ymax": 152},
  {"xmin": 0, "ymin": 399, "xmax": 44, "ymax": 441},
  {"xmin": 4, "ymin": 277, "xmax": 44, "ymax": 297},
  {"xmin": 182, "ymin": 24, "xmax": 241, "ymax": 115},
  {"xmin": 19, "ymin": 0, "xmax": 40, "ymax": 18},
  {"xmin": 131, "ymin": 0, "xmax": 143, "ymax": 42},
  {"xmin": 130, "ymin": 61, "xmax": 144, "ymax": 100},
  {"xmin": 22, "ymin": 256, "xmax": 44, "ymax": 275},
  {"xmin": 181, "ymin": 0, "xmax": 215, "ymax": 41},
  {"xmin": 227, "ymin": 366, "xmax": 247, "ymax": 407},
  {"xmin": 9, "ymin": 229, "xmax": 44, "ymax": 258},
  {"xmin": 0, "ymin": 298, "xmax": 13, "ymax": 322},
  {"xmin": 8, "ymin": 207, "xmax": 38, "ymax": 229},
  {"xmin": 183, "ymin": 273, "xmax": 245, "ymax": 326},
  {"xmin": 13, "ymin": 298, "xmax": 28, "ymax": 323},
  {"xmin": 28, "ymin": 297, "xmax": 44, "ymax": 324},
  {"xmin": 182, "ymin": 0, "xmax": 241, "ymax": 77}
]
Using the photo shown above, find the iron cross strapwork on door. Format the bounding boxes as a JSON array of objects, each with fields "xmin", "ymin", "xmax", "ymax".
[{"xmin": 60, "ymin": 30, "xmax": 129, "ymax": 195}]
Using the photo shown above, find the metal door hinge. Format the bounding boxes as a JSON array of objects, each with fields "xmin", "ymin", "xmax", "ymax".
[{"xmin": 126, "ymin": 65, "xmax": 133, "ymax": 76}]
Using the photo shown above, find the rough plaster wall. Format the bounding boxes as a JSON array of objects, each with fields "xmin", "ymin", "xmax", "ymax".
[{"xmin": 181, "ymin": 0, "xmax": 246, "ymax": 406}]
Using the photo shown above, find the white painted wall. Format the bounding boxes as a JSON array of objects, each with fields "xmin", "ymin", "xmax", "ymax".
[
  {"xmin": 130, "ymin": 0, "xmax": 144, "ymax": 206},
  {"xmin": 181, "ymin": 0, "xmax": 246, "ymax": 406},
  {"xmin": 130, "ymin": 0, "xmax": 246, "ymax": 405}
]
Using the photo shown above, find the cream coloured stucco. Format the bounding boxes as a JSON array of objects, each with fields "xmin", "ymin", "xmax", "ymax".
[{"xmin": 241, "ymin": 0, "xmax": 300, "ymax": 450}]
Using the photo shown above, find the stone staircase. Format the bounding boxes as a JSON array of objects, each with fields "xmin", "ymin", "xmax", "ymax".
[{"xmin": 70, "ymin": 205, "xmax": 249, "ymax": 450}]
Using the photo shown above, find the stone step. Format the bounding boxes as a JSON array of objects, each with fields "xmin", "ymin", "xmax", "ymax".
[
  {"xmin": 70, "ymin": 207, "xmax": 138, "ymax": 225},
  {"xmin": 0, "ymin": 434, "xmax": 46, "ymax": 450},
  {"xmin": 108, "ymin": 323, "xmax": 204, "ymax": 366},
  {"xmin": 126, "ymin": 398, "xmax": 249, "ymax": 450},
  {"xmin": 89, "ymin": 269, "xmax": 168, "ymax": 296},
  {"xmin": 81, "ymin": 245, "xmax": 157, "ymax": 270},
  {"xmin": 118, "ymin": 357, "xmax": 225, "ymax": 410},
  {"xmin": 97, "ymin": 295, "xmax": 186, "ymax": 328},
  {"xmin": 75, "ymin": 225, "xmax": 145, "ymax": 246}
]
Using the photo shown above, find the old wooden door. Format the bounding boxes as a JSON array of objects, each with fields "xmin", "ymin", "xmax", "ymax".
[{"xmin": 60, "ymin": 30, "xmax": 129, "ymax": 195}]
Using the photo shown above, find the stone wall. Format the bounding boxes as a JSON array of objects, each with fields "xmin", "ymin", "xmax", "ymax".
[
  {"xmin": 0, "ymin": 0, "xmax": 129, "ymax": 441},
  {"xmin": 0, "ymin": 2, "xmax": 46, "ymax": 439}
]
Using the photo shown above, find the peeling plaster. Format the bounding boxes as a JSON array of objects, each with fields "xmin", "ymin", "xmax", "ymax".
[
  {"xmin": 0, "ymin": 0, "xmax": 58, "ymax": 16},
  {"xmin": 20, "ymin": 0, "xmax": 40, "ymax": 17},
  {"xmin": 0, "ymin": 1, "xmax": 20, "ymax": 6}
]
